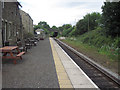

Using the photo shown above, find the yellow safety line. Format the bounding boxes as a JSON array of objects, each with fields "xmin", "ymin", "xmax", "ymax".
[{"xmin": 49, "ymin": 38, "xmax": 73, "ymax": 88}]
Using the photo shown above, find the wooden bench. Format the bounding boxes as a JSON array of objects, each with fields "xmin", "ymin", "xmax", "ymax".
[
  {"xmin": 25, "ymin": 39, "xmax": 32, "ymax": 49},
  {"xmin": 34, "ymin": 37, "xmax": 39, "ymax": 41},
  {"xmin": 30, "ymin": 39, "xmax": 37, "ymax": 46},
  {"xmin": 17, "ymin": 40, "xmax": 27, "ymax": 52},
  {"xmin": 17, "ymin": 51, "xmax": 25, "ymax": 60},
  {"xmin": 0, "ymin": 46, "xmax": 25, "ymax": 64}
]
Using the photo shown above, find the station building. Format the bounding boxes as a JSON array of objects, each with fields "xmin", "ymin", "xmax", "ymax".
[
  {"xmin": 1, "ymin": 1, "xmax": 22, "ymax": 46},
  {"xmin": 1, "ymin": 1, "xmax": 34, "ymax": 46},
  {"xmin": 20, "ymin": 10, "xmax": 34, "ymax": 39}
]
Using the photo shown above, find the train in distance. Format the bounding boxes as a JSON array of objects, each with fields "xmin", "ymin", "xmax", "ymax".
[{"xmin": 51, "ymin": 31, "xmax": 58, "ymax": 37}]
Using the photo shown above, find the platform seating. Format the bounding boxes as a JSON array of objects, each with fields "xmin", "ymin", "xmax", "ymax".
[
  {"xmin": 17, "ymin": 40, "xmax": 27, "ymax": 52},
  {"xmin": 17, "ymin": 51, "xmax": 25, "ymax": 59},
  {"xmin": 25, "ymin": 39, "xmax": 32, "ymax": 49},
  {"xmin": 34, "ymin": 37, "xmax": 39, "ymax": 41},
  {"xmin": 30, "ymin": 38, "xmax": 37, "ymax": 46}
]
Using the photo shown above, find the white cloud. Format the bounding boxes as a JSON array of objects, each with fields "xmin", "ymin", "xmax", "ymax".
[{"xmin": 18, "ymin": 0, "xmax": 104, "ymax": 27}]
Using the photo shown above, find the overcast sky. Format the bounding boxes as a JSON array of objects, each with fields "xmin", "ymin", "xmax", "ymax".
[{"xmin": 18, "ymin": 0, "xmax": 105, "ymax": 27}]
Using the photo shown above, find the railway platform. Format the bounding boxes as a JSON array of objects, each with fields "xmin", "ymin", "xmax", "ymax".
[{"xmin": 2, "ymin": 37, "xmax": 99, "ymax": 89}]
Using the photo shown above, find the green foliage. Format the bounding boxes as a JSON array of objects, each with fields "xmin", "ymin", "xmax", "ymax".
[
  {"xmin": 24, "ymin": 32, "xmax": 34, "ymax": 39},
  {"xmin": 58, "ymin": 26, "xmax": 64, "ymax": 31},
  {"xmin": 50, "ymin": 32, "xmax": 54, "ymax": 36},
  {"xmin": 78, "ymin": 27, "xmax": 114, "ymax": 48},
  {"xmin": 64, "ymin": 27, "xmax": 120, "ymax": 61},
  {"xmin": 34, "ymin": 21, "xmax": 50, "ymax": 34},
  {"xmin": 38, "ymin": 21, "xmax": 50, "ymax": 29},
  {"xmin": 75, "ymin": 12, "xmax": 102, "ymax": 35},
  {"xmin": 98, "ymin": 45, "xmax": 119, "ymax": 61},
  {"xmin": 62, "ymin": 27, "xmax": 73, "ymax": 37},
  {"xmin": 34, "ymin": 25, "xmax": 40, "ymax": 30},
  {"xmin": 62, "ymin": 24, "xmax": 72, "ymax": 30},
  {"xmin": 76, "ymin": 19, "xmax": 88, "ymax": 35},
  {"xmin": 86, "ymin": 12, "xmax": 101, "ymax": 30},
  {"xmin": 69, "ymin": 26, "xmax": 76, "ymax": 36},
  {"xmin": 60, "ymin": 24, "xmax": 73, "ymax": 37},
  {"xmin": 51, "ymin": 26, "xmax": 58, "ymax": 31},
  {"xmin": 102, "ymin": 2, "xmax": 120, "ymax": 37}
]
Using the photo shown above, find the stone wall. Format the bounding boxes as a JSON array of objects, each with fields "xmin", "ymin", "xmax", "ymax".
[
  {"xmin": 0, "ymin": 1, "xmax": 2, "ymax": 47},
  {"xmin": 20, "ymin": 10, "xmax": 34, "ymax": 38},
  {"xmin": 0, "ymin": 1, "xmax": 2, "ymax": 89},
  {"xmin": 2, "ymin": 2, "xmax": 22, "ymax": 46}
]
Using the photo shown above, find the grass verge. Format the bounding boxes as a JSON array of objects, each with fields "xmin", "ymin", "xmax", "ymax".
[{"xmin": 60, "ymin": 37, "xmax": 119, "ymax": 74}]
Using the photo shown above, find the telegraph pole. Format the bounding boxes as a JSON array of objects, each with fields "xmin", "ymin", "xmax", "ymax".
[
  {"xmin": 88, "ymin": 14, "xmax": 90, "ymax": 32},
  {"xmin": 88, "ymin": 14, "xmax": 90, "ymax": 44}
]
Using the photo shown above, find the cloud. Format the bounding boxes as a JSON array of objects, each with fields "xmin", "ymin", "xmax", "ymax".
[{"xmin": 18, "ymin": 0, "xmax": 104, "ymax": 27}]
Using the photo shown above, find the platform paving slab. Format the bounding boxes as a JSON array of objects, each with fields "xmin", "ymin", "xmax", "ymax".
[
  {"xmin": 50, "ymin": 38, "xmax": 73, "ymax": 88},
  {"xmin": 2, "ymin": 38, "xmax": 59, "ymax": 88},
  {"xmin": 50, "ymin": 38, "xmax": 99, "ymax": 89}
]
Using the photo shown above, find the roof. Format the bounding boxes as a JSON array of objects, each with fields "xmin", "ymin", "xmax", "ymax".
[
  {"xmin": 36, "ymin": 29, "xmax": 44, "ymax": 32},
  {"xmin": 9, "ymin": 0, "xmax": 22, "ymax": 7},
  {"xmin": 17, "ymin": 1, "xmax": 22, "ymax": 7}
]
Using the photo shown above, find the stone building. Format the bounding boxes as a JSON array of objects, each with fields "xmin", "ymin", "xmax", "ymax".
[
  {"xmin": 0, "ymin": 1, "xmax": 2, "ymax": 47},
  {"xmin": 0, "ymin": 1, "xmax": 2, "ymax": 89},
  {"xmin": 2, "ymin": 1, "xmax": 22, "ymax": 46},
  {"xmin": 20, "ymin": 10, "xmax": 34, "ymax": 38}
]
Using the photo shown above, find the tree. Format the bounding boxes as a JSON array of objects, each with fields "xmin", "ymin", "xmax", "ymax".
[
  {"xmin": 62, "ymin": 24, "xmax": 72, "ymax": 30},
  {"xmin": 61, "ymin": 24, "xmax": 73, "ymax": 36},
  {"xmin": 38, "ymin": 21, "xmax": 50, "ymax": 30},
  {"xmin": 34, "ymin": 21, "xmax": 50, "ymax": 34},
  {"xmin": 62, "ymin": 27, "xmax": 73, "ymax": 37},
  {"xmin": 76, "ymin": 19, "xmax": 88, "ymax": 35},
  {"xmin": 84, "ymin": 12, "xmax": 101, "ymax": 30},
  {"xmin": 51, "ymin": 26, "xmax": 58, "ymax": 31},
  {"xmin": 69, "ymin": 26, "xmax": 76, "ymax": 36},
  {"xmin": 75, "ymin": 12, "xmax": 101, "ymax": 35},
  {"xmin": 102, "ymin": 2, "xmax": 120, "ymax": 37},
  {"xmin": 58, "ymin": 26, "xmax": 64, "ymax": 31}
]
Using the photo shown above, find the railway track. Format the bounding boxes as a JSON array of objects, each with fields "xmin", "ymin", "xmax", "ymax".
[{"xmin": 55, "ymin": 38, "xmax": 120, "ymax": 89}]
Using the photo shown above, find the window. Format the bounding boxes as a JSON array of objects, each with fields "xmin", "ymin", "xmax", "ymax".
[
  {"xmin": 4, "ymin": 22, "xmax": 7, "ymax": 41},
  {"xmin": 8, "ymin": 23, "xmax": 11, "ymax": 39},
  {"xmin": 2, "ymin": 0, "xmax": 4, "ymax": 8},
  {"xmin": 14, "ymin": 25, "xmax": 16, "ymax": 36}
]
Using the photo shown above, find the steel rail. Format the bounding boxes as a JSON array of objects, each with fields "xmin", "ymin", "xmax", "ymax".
[{"xmin": 55, "ymin": 38, "xmax": 120, "ymax": 88}]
